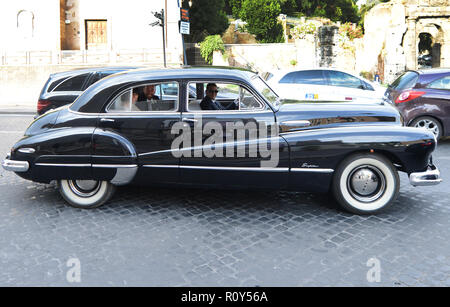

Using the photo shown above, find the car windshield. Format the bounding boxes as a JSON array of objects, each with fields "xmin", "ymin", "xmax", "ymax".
[{"xmin": 251, "ymin": 76, "xmax": 280, "ymax": 108}]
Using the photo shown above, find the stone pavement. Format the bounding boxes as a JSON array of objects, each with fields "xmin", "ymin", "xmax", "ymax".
[{"xmin": 0, "ymin": 115, "xmax": 449, "ymax": 286}]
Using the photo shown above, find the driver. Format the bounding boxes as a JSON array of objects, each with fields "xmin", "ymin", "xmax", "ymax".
[{"xmin": 200, "ymin": 83, "xmax": 238, "ymax": 111}]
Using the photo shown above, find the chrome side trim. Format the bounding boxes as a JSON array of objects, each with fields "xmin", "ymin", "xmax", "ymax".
[
  {"xmin": 35, "ymin": 163, "xmax": 91, "ymax": 167},
  {"xmin": 410, "ymin": 166, "xmax": 442, "ymax": 187},
  {"xmin": 92, "ymin": 164, "xmax": 138, "ymax": 168},
  {"xmin": 2, "ymin": 159, "xmax": 29, "ymax": 172},
  {"xmin": 144, "ymin": 165, "xmax": 289, "ymax": 172},
  {"xmin": 291, "ymin": 168, "xmax": 335, "ymax": 173},
  {"xmin": 143, "ymin": 165, "xmax": 179, "ymax": 169}
]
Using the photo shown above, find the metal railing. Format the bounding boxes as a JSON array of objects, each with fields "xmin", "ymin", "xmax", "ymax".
[{"xmin": 1, "ymin": 49, "xmax": 179, "ymax": 66}]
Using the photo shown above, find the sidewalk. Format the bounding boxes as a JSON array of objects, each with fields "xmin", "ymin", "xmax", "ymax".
[{"xmin": 0, "ymin": 102, "xmax": 35, "ymax": 115}]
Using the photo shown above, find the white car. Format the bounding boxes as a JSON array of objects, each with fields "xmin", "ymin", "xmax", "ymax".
[{"xmin": 265, "ymin": 68, "xmax": 388, "ymax": 104}]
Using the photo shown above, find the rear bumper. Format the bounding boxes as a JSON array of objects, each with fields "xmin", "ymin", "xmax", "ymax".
[
  {"xmin": 410, "ymin": 165, "xmax": 442, "ymax": 187},
  {"xmin": 2, "ymin": 155, "xmax": 29, "ymax": 173}
]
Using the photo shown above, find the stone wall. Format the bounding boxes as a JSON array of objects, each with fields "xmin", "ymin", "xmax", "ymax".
[{"xmin": 362, "ymin": 0, "xmax": 449, "ymax": 83}]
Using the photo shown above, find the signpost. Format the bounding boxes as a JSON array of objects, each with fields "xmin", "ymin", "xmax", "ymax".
[{"xmin": 180, "ymin": 8, "xmax": 190, "ymax": 65}]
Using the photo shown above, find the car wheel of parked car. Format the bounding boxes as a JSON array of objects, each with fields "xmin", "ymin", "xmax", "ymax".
[
  {"xmin": 58, "ymin": 180, "xmax": 116, "ymax": 209},
  {"xmin": 410, "ymin": 116, "xmax": 442, "ymax": 140},
  {"xmin": 332, "ymin": 154, "xmax": 399, "ymax": 215}
]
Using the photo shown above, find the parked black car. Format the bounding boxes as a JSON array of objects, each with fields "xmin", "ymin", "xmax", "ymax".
[
  {"xmin": 386, "ymin": 68, "xmax": 450, "ymax": 139},
  {"xmin": 418, "ymin": 54, "xmax": 432, "ymax": 67},
  {"xmin": 37, "ymin": 66, "xmax": 140, "ymax": 115},
  {"xmin": 3, "ymin": 67, "xmax": 441, "ymax": 215}
]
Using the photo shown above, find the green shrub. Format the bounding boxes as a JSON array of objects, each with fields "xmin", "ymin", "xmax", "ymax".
[
  {"xmin": 240, "ymin": 0, "xmax": 285, "ymax": 43},
  {"xmin": 200, "ymin": 35, "xmax": 225, "ymax": 64}
]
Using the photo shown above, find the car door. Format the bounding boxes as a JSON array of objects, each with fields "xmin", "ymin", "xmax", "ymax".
[
  {"xmin": 178, "ymin": 80, "xmax": 289, "ymax": 189},
  {"xmin": 277, "ymin": 70, "xmax": 330, "ymax": 101},
  {"xmin": 95, "ymin": 80, "xmax": 182, "ymax": 184},
  {"xmin": 424, "ymin": 75, "xmax": 450, "ymax": 132}
]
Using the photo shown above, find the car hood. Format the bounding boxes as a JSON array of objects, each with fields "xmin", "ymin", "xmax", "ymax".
[{"xmin": 276, "ymin": 100, "xmax": 403, "ymax": 133}]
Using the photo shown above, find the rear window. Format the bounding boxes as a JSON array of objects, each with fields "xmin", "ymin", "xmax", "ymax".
[
  {"xmin": 280, "ymin": 70, "xmax": 326, "ymax": 85},
  {"xmin": 48, "ymin": 77, "xmax": 70, "ymax": 92},
  {"xmin": 53, "ymin": 74, "xmax": 89, "ymax": 92},
  {"xmin": 390, "ymin": 71, "xmax": 419, "ymax": 90}
]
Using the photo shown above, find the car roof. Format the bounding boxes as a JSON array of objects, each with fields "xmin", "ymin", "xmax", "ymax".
[
  {"xmin": 70, "ymin": 66, "xmax": 258, "ymax": 113},
  {"xmin": 417, "ymin": 68, "xmax": 450, "ymax": 75},
  {"xmin": 49, "ymin": 66, "xmax": 142, "ymax": 80}
]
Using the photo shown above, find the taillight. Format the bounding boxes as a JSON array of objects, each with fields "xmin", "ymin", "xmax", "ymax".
[
  {"xmin": 37, "ymin": 100, "xmax": 51, "ymax": 114},
  {"xmin": 395, "ymin": 90, "xmax": 425, "ymax": 104}
]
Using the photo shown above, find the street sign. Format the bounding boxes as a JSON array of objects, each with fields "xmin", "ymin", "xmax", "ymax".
[
  {"xmin": 180, "ymin": 8, "xmax": 190, "ymax": 22},
  {"xmin": 180, "ymin": 21, "xmax": 190, "ymax": 35}
]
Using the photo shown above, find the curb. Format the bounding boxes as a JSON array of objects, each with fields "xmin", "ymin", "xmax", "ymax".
[{"xmin": 0, "ymin": 111, "xmax": 35, "ymax": 115}]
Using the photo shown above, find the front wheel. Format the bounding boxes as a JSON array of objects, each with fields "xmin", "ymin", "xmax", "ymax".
[
  {"xmin": 332, "ymin": 154, "xmax": 399, "ymax": 215},
  {"xmin": 58, "ymin": 180, "xmax": 116, "ymax": 209}
]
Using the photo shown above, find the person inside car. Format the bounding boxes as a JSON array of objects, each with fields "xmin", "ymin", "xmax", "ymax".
[{"xmin": 200, "ymin": 83, "xmax": 238, "ymax": 111}]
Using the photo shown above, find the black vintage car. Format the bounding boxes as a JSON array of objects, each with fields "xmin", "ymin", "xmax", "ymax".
[{"xmin": 2, "ymin": 67, "xmax": 442, "ymax": 214}]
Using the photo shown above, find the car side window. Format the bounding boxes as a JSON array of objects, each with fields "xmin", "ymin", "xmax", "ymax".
[
  {"xmin": 293, "ymin": 70, "xmax": 326, "ymax": 85},
  {"xmin": 280, "ymin": 70, "xmax": 326, "ymax": 85},
  {"xmin": 279, "ymin": 72, "xmax": 296, "ymax": 84},
  {"xmin": 327, "ymin": 71, "xmax": 364, "ymax": 89},
  {"xmin": 187, "ymin": 82, "xmax": 263, "ymax": 112},
  {"xmin": 427, "ymin": 76, "xmax": 450, "ymax": 90},
  {"xmin": 107, "ymin": 82, "xmax": 179, "ymax": 113},
  {"xmin": 53, "ymin": 74, "xmax": 89, "ymax": 92}
]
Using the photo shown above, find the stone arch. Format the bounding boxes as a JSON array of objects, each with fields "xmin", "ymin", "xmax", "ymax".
[
  {"xmin": 416, "ymin": 20, "xmax": 445, "ymax": 68},
  {"xmin": 17, "ymin": 10, "xmax": 34, "ymax": 39}
]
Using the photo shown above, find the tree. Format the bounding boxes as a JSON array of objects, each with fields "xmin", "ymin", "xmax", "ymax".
[
  {"xmin": 229, "ymin": 0, "xmax": 243, "ymax": 19},
  {"xmin": 183, "ymin": 0, "xmax": 229, "ymax": 43},
  {"xmin": 240, "ymin": 0, "xmax": 285, "ymax": 43},
  {"xmin": 294, "ymin": 0, "xmax": 360, "ymax": 23}
]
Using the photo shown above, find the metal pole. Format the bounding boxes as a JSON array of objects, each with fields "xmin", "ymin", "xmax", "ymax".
[
  {"xmin": 182, "ymin": 34, "xmax": 187, "ymax": 65},
  {"xmin": 162, "ymin": 9, "xmax": 167, "ymax": 68}
]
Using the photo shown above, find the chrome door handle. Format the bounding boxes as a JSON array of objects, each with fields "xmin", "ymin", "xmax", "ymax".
[
  {"xmin": 281, "ymin": 120, "xmax": 311, "ymax": 128},
  {"xmin": 100, "ymin": 118, "xmax": 115, "ymax": 123}
]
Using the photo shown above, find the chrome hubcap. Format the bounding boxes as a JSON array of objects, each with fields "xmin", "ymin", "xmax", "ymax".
[
  {"xmin": 68, "ymin": 180, "xmax": 101, "ymax": 198},
  {"xmin": 415, "ymin": 119, "xmax": 439, "ymax": 137},
  {"xmin": 348, "ymin": 166, "xmax": 386, "ymax": 203}
]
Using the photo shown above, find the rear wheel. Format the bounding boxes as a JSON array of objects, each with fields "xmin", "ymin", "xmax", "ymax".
[
  {"xmin": 332, "ymin": 154, "xmax": 399, "ymax": 215},
  {"xmin": 58, "ymin": 180, "xmax": 116, "ymax": 209},
  {"xmin": 410, "ymin": 116, "xmax": 442, "ymax": 140}
]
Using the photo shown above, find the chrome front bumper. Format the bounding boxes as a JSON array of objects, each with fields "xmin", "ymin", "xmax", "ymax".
[
  {"xmin": 410, "ymin": 166, "xmax": 442, "ymax": 187},
  {"xmin": 2, "ymin": 158, "xmax": 29, "ymax": 173}
]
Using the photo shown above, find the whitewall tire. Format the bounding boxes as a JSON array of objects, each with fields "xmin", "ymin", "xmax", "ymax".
[
  {"xmin": 332, "ymin": 154, "xmax": 399, "ymax": 215},
  {"xmin": 58, "ymin": 180, "xmax": 116, "ymax": 209}
]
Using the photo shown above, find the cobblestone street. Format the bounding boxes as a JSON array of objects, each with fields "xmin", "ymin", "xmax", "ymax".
[{"xmin": 0, "ymin": 115, "xmax": 449, "ymax": 286}]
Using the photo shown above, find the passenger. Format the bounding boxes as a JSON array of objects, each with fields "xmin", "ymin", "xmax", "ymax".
[
  {"xmin": 200, "ymin": 83, "xmax": 238, "ymax": 111},
  {"xmin": 142, "ymin": 85, "xmax": 160, "ymax": 101},
  {"xmin": 114, "ymin": 88, "xmax": 140, "ymax": 111}
]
